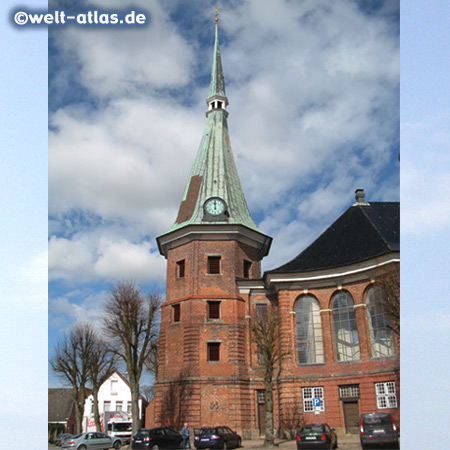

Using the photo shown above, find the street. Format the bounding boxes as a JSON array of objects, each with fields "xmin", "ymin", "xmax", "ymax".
[{"xmin": 49, "ymin": 434, "xmax": 399, "ymax": 450}]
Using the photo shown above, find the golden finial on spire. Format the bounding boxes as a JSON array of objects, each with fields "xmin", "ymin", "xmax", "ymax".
[{"xmin": 215, "ymin": 6, "xmax": 219, "ymax": 22}]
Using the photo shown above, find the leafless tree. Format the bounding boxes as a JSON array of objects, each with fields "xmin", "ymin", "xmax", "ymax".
[
  {"xmin": 145, "ymin": 339, "xmax": 159, "ymax": 380},
  {"xmin": 102, "ymin": 281, "xmax": 162, "ymax": 435},
  {"xmin": 50, "ymin": 322, "xmax": 96, "ymax": 433},
  {"xmin": 140, "ymin": 385, "xmax": 156, "ymax": 403},
  {"xmin": 87, "ymin": 337, "xmax": 117, "ymax": 431},
  {"xmin": 375, "ymin": 269, "xmax": 400, "ymax": 337},
  {"xmin": 252, "ymin": 311, "xmax": 286, "ymax": 447}
]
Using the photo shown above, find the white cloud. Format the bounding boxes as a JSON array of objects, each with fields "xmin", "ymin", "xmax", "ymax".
[
  {"xmin": 94, "ymin": 238, "xmax": 165, "ymax": 281},
  {"xmin": 49, "ymin": 233, "xmax": 165, "ymax": 283},
  {"xmin": 55, "ymin": 0, "xmax": 195, "ymax": 99}
]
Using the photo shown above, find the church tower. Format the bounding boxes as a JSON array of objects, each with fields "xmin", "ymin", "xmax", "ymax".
[{"xmin": 153, "ymin": 17, "xmax": 272, "ymax": 433}]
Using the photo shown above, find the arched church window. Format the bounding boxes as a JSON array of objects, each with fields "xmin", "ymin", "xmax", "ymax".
[
  {"xmin": 295, "ymin": 295, "xmax": 324, "ymax": 364},
  {"xmin": 366, "ymin": 285, "xmax": 396, "ymax": 358},
  {"xmin": 332, "ymin": 291, "xmax": 360, "ymax": 361}
]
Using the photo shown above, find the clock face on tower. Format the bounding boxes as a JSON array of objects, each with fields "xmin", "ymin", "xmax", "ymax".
[{"xmin": 204, "ymin": 197, "xmax": 227, "ymax": 216}]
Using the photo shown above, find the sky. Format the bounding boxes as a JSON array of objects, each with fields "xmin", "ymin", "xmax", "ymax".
[
  {"xmin": 1, "ymin": 0, "xmax": 449, "ymax": 449},
  {"xmin": 1, "ymin": 0, "xmax": 48, "ymax": 447}
]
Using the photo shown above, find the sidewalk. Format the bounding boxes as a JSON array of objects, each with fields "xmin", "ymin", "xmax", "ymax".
[{"xmin": 240, "ymin": 434, "xmax": 361, "ymax": 450}]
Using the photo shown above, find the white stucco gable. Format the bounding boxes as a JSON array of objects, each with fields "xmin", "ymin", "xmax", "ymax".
[{"xmin": 83, "ymin": 371, "xmax": 146, "ymax": 427}]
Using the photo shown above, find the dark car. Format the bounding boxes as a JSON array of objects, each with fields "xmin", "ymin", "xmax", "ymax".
[
  {"xmin": 359, "ymin": 412, "xmax": 399, "ymax": 449},
  {"xmin": 296, "ymin": 423, "xmax": 338, "ymax": 449},
  {"xmin": 194, "ymin": 427, "xmax": 241, "ymax": 449},
  {"xmin": 131, "ymin": 427, "xmax": 183, "ymax": 450},
  {"xmin": 55, "ymin": 433, "xmax": 73, "ymax": 446}
]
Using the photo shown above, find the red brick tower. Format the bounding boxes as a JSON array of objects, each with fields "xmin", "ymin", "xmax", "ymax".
[{"xmin": 152, "ymin": 18, "xmax": 272, "ymax": 433}]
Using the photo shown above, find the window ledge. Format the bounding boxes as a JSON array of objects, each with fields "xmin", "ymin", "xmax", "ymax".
[
  {"xmin": 369, "ymin": 355, "xmax": 397, "ymax": 361},
  {"xmin": 296, "ymin": 363, "xmax": 326, "ymax": 367}
]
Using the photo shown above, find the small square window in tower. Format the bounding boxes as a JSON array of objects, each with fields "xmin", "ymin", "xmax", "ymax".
[
  {"xmin": 173, "ymin": 304, "xmax": 181, "ymax": 322},
  {"xmin": 177, "ymin": 260, "xmax": 185, "ymax": 278},
  {"xmin": 208, "ymin": 342, "xmax": 221, "ymax": 362},
  {"xmin": 243, "ymin": 260, "xmax": 252, "ymax": 278},
  {"xmin": 208, "ymin": 256, "xmax": 221, "ymax": 274},
  {"xmin": 208, "ymin": 301, "xmax": 221, "ymax": 319}
]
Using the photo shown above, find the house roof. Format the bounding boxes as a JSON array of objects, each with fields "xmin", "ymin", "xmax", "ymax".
[
  {"xmin": 48, "ymin": 388, "xmax": 74, "ymax": 423},
  {"xmin": 268, "ymin": 198, "xmax": 399, "ymax": 274}
]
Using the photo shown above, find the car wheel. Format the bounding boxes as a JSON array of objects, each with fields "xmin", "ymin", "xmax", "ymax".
[
  {"xmin": 152, "ymin": 445, "xmax": 160, "ymax": 450},
  {"xmin": 78, "ymin": 446, "xmax": 87, "ymax": 450},
  {"xmin": 237, "ymin": 438, "xmax": 241, "ymax": 448},
  {"xmin": 114, "ymin": 441, "xmax": 121, "ymax": 450},
  {"xmin": 222, "ymin": 441, "xmax": 227, "ymax": 450}
]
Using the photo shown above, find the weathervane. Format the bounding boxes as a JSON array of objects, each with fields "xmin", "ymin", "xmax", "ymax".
[{"xmin": 215, "ymin": 6, "xmax": 219, "ymax": 22}]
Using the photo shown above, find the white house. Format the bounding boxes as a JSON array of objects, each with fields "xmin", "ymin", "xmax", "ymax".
[{"xmin": 83, "ymin": 371, "xmax": 148, "ymax": 431}]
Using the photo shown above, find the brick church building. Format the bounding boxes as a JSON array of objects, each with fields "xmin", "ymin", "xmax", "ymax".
[{"xmin": 146, "ymin": 20, "xmax": 399, "ymax": 437}]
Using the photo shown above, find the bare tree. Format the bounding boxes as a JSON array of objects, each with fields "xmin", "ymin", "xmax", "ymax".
[
  {"xmin": 375, "ymin": 269, "xmax": 400, "ymax": 337},
  {"xmin": 50, "ymin": 322, "xmax": 96, "ymax": 433},
  {"xmin": 252, "ymin": 311, "xmax": 286, "ymax": 447},
  {"xmin": 142, "ymin": 339, "xmax": 159, "ymax": 404},
  {"xmin": 140, "ymin": 385, "xmax": 156, "ymax": 403},
  {"xmin": 102, "ymin": 281, "xmax": 162, "ymax": 435},
  {"xmin": 87, "ymin": 336, "xmax": 117, "ymax": 432},
  {"xmin": 145, "ymin": 339, "xmax": 159, "ymax": 380}
]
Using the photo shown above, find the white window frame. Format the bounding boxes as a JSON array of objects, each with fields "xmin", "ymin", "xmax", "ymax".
[
  {"xmin": 295, "ymin": 295, "xmax": 324, "ymax": 365},
  {"xmin": 375, "ymin": 381, "xmax": 398, "ymax": 409},
  {"xmin": 366, "ymin": 286, "xmax": 396, "ymax": 358},
  {"xmin": 302, "ymin": 386, "xmax": 325, "ymax": 412}
]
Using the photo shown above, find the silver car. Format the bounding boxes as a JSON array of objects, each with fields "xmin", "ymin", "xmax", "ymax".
[{"xmin": 62, "ymin": 432, "xmax": 114, "ymax": 450}]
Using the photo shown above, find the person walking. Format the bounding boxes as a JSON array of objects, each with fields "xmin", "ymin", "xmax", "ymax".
[{"xmin": 182, "ymin": 422, "xmax": 191, "ymax": 450}]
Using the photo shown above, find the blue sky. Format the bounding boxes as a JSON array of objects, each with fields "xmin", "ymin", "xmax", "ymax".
[
  {"xmin": 3, "ymin": 0, "xmax": 449, "ymax": 449},
  {"xmin": 401, "ymin": 2, "xmax": 450, "ymax": 449},
  {"xmin": 1, "ymin": 0, "xmax": 47, "ymax": 447}
]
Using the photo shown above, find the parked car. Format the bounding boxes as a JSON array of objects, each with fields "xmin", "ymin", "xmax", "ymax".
[
  {"xmin": 62, "ymin": 431, "xmax": 114, "ymax": 450},
  {"xmin": 131, "ymin": 427, "xmax": 183, "ymax": 449},
  {"xmin": 296, "ymin": 423, "xmax": 338, "ymax": 449},
  {"xmin": 194, "ymin": 427, "xmax": 241, "ymax": 449},
  {"xmin": 359, "ymin": 412, "xmax": 399, "ymax": 449},
  {"xmin": 55, "ymin": 433, "xmax": 73, "ymax": 447}
]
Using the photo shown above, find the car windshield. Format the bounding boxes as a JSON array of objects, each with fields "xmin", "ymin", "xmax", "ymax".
[
  {"xmin": 196, "ymin": 428, "xmax": 217, "ymax": 435},
  {"xmin": 302, "ymin": 425, "xmax": 325, "ymax": 433},
  {"xmin": 71, "ymin": 434, "xmax": 82, "ymax": 439},
  {"xmin": 363, "ymin": 414, "xmax": 391, "ymax": 425},
  {"xmin": 113, "ymin": 422, "xmax": 132, "ymax": 431}
]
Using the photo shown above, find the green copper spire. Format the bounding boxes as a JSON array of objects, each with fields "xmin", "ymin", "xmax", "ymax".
[
  {"xmin": 207, "ymin": 17, "xmax": 227, "ymax": 103},
  {"xmin": 162, "ymin": 18, "xmax": 262, "ymax": 237}
]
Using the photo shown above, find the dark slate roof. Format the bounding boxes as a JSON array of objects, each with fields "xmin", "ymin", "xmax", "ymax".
[
  {"xmin": 269, "ymin": 202, "xmax": 399, "ymax": 273},
  {"xmin": 48, "ymin": 388, "xmax": 74, "ymax": 422}
]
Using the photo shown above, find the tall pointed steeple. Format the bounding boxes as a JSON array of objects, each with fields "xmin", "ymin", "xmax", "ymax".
[
  {"xmin": 158, "ymin": 17, "xmax": 271, "ymax": 258},
  {"xmin": 207, "ymin": 17, "xmax": 228, "ymax": 109}
]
